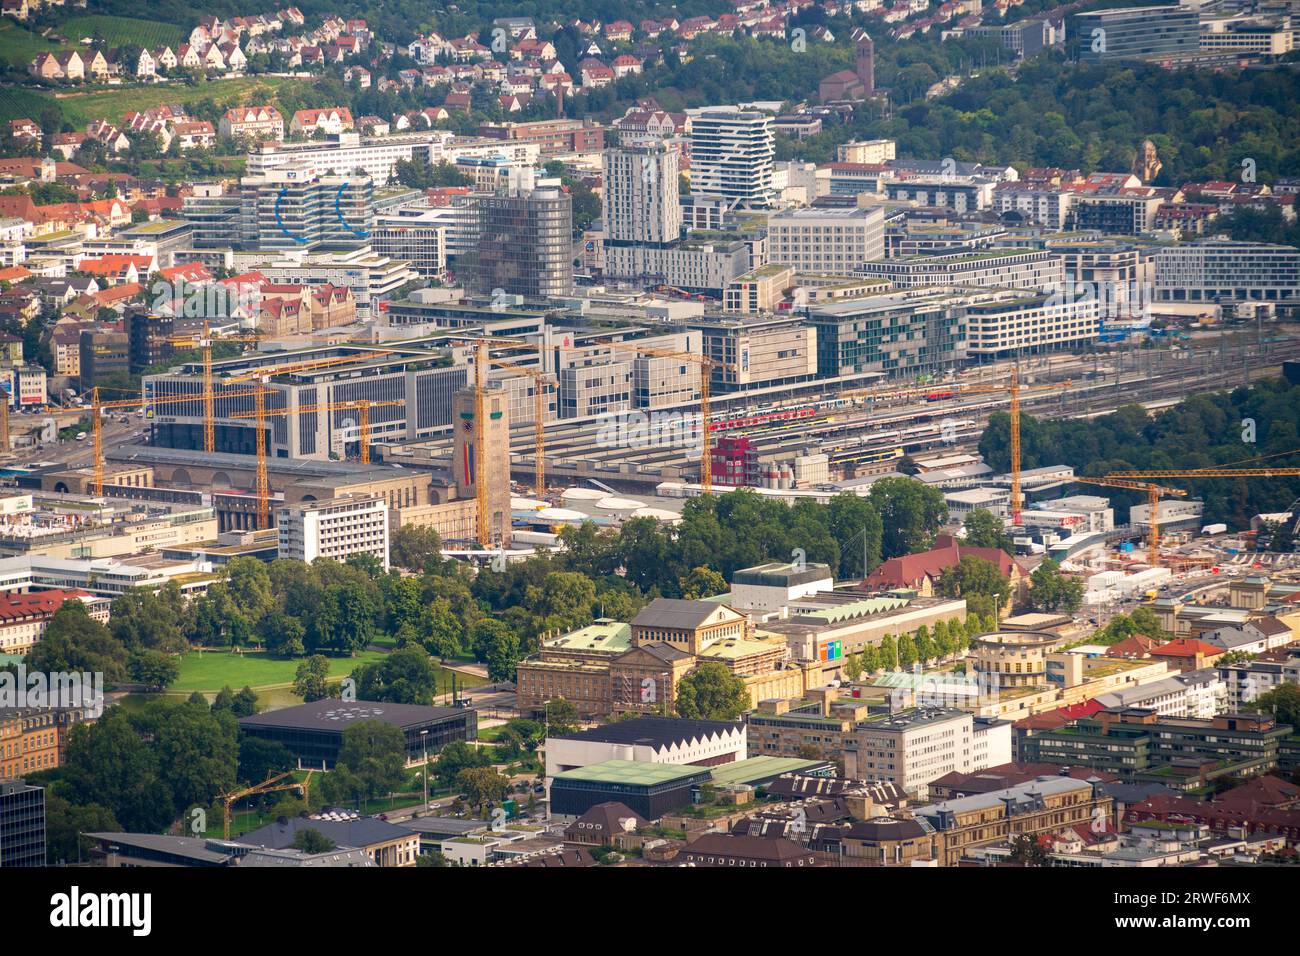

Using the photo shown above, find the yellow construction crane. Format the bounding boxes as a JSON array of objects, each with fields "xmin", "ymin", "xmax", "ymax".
[
  {"xmin": 217, "ymin": 352, "xmax": 398, "ymax": 529},
  {"xmin": 166, "ymin": 322, "xmax": 264, "ymax": 453},
  {"xmin": 955, "ymin": 369, "xmax": 1073, "ymax": 525},
  {"xmin": 89, "ymin": 385, "xmax": 266, "ymax": 497},
  {"xmin": 219, "ymin": 770, "xmax": 315, "ymax": 841},
  {"xmin": 88, "ymin": 353, "xmax": 388, "ymax": 517},
  {"xmin": 0, "ymin": 395, "xmax": 9, "ymax": 454},
  {"xmin": 594, "ymin": 341, "xmax": 718, "ymax": 494},
  {"xmin": 1072, "ymin": 476, "xmax": 1188, "ymax": 567},
  {"xmin": 439, "ymin": 335, "xmax": 539, "ymax": 547},
  {"xmin": 488, "ymin": 355, "xmax": 553, "ymax": 497},
  {"xmin": 227, "ymin": 398, "xmax": 407, "ymax": 465},
  {"xmin": 1104, "ymin": 466, "xmax": 1300, "ymax": 563}
]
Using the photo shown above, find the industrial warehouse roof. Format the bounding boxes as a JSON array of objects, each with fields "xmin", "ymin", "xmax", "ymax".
[
  {"xmin": 552, "ymin": 760, "xmax": 712, "ymax": 787},
  {"xmin": 552, "ymin": 716, "xmax": 742, "ymax": 749},
  {"xmin": 238, "ymin": 699, "xmax": 464, "ymax": 732},
  {"xmin": 708, "ymin": 757, "xmax": 829, "ymax": 788}
]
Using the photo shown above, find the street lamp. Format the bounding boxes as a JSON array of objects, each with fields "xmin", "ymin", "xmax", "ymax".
[{"xmin": 420, "ymin": 729, "xmax": 429, "ymax": 813}]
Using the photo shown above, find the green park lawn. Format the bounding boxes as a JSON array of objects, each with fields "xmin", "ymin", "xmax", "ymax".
[{"xmin": 168, "ymin": 648, "xmax": 389, "ymax": 695}]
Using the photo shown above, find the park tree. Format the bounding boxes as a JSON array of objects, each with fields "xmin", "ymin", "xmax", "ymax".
[
  {"xmin": 674, "ymin": 662, "xmax": 750, "ymax": 720},
  {"xmin": 434, "ymin": 740, "xmax": 490, "ymax": 786},
  {"xmin": 1247, "ymin": 683, "xmax": 1300, "ymax": 727},
  {"xmin": 42, "ymin": 794, "xmax": 120, "ymax": 865},
  {"xmin": 127, "ymin": 649, "xmax": 179, "ymax": 690},
  {"xmin": 390, "ymin": 524, "xmax": 443, "ymax": 571},
  {"xmin": 1028, "ymin": 559, "xmax": 1084, "ymax": 613},
  {"xmin": 353, "ymin": 646, "xmax": 440, "ymax": 705},
  {"xmin": 826, "ymin": 492, "xmax": 884, "ymax": 577},
  {"xmin": 291, "ymin": 828, "xmax": 336, "ymax": 853},
  {"xmin": 293, "ymin": 655, "xmax": 334, "ymax": 702},
  {"xmin": 110, "ymin": 583, "xmax": 188, "ymax": 653},
  {"xmin": 61, "ymin": 709, "xmax": 173, "ymax": 833},
  {"xmin": 678, "ymin": 566, "xmax": 727, "ymax": 600},
  {"xmin": 937, "ymin": 556, "xmax": 1011, "ymax": 615},
  {"xmin": 326, "ymin": 720, "xmax": 409, "ymax": 804},
  {"xmin": 868, "ymin": 477, "xmax": 948, "ymax": 558},
  {"xmin": 545, "ymin": 697, "xmax": 579, "ymax": 736},
  {"xmin": 237, "ymin": 737, "xmax": 294, "ymax": 786},
  {"xmin": 456, "ymin": 766, "xmax": 510, "ymax": 811},
  {"xmin": 25, "ymin": 601, "xmax": 129, "ymax": 684},
  {"xmin": 963, "ymin": 508, "xmax": 1014, "ymax": 554}
]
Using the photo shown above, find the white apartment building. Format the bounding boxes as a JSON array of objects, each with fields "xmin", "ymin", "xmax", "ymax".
[
  {"xmin": 1094, "ymin": 669, "xmax": 1227, "ymax": 720},
  {"xmin": 1154, "ymin": 239, "xmax": 1300, "ymax": 305},
  {"xmin": 238, "ymin": 248, "xmax": 418, "ymax": 318},
  {"xmin": 962, "ymin": 288, "xmax": 1101, "ymax": 356},
  {"xmin": 767, "ymin": 206, "xmax": 886, "ymax": 276},
  {"xmin": 244, "ymin": 130, "xmax": 539, "ymax": 185},
  {"xmin": 857, "ymin": 250, "xmax": 1066, "ymax": 291},
  {"xmin": 371, "ymin": 209, "xmax": 448, "ymax": 278},
  {"xmin": 689, "ymin": 111, "xmax": 775, "ymax": 208},
  {"xmin": 277, "ymin": 495, "xmax": 391, "ymax": 569},
  {"xmin": 836, "ymin": 138, "xmax": 896, "ymax": 164},
  {"xmin": 992, "ymin": 185, "xmax": 1074, "ymax": 230},
  {"xmin": 844, "ymin": 708, "xmax": 1013, "ymax": 799},
  {"xmin": 604, "ymin": 241, "xmax": 751, "ymax": 294},
  {"xmin": 884, "ymin": 176, "xmax": 997, "ymax": 212},
  {"xmin": 602, "ymin": 142, "xmax": 682, "ymax": 246}
]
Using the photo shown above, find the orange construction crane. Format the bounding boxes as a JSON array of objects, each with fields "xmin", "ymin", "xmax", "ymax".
[
  {"xmin": 956, "ymin": 368, "xmax": 1072, "ymax": 525},
  {"xmin": 167, "ymin": 322, "xmax": 264, "ymax": 453},
  {"xmin": 1072, "ymin": 476, "xmax": 1188, "ymax": 567},
  {"xmin": 89, "ymin": 385, "xmax": 268, "ymax": 497},
  {"xmin": 595, "ymin": 341, "xmax": 718, "ymax": 494},
  {"xmin": 439, "ymin": 335, "xmax": 540, "ymax": 546},
  {"xmin": 1105, "ymin": 466, "xmax": 1300, "ymax": 564},
  {"xmin": 488, "ymin": 356, "xmax": 554, "ymax": 497},
  {"xmin": 217, "ymin": 352, "xmax": 399, "ymax": 529},
  {"xmin": 227, "ymin": 398, "xmax": 407, "ymax": 465}
]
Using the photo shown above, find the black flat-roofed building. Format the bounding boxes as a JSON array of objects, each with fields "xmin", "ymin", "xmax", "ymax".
[
  {"xmin": 238, "ymin": 700, "xmax": 476, "ymax": 769},
  {"xmin": 0, "ymin": 779, "xmax": 44, "ymax": 867}
]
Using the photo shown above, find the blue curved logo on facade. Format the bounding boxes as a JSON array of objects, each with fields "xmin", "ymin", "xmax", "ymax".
[
  {"xmin": 274, "ymin": 188, "xmax": 309, "ymax": 245},
  {"xmin": 335, "ymin": 184, "xmax": 369, "ymax": 239}
]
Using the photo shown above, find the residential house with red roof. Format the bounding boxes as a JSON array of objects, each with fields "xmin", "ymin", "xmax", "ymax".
[{"xmin": 860, "ymin": 534, "xmax": 1029, "ymax": 609}]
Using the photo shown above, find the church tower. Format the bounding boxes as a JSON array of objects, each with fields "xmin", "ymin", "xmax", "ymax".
[{"xmin": 856, "ymin": 34, "xmax": 875, "ymax": 97}]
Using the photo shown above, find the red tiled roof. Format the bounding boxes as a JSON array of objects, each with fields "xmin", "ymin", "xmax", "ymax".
[{"xmin": 862, "ymin": 534, "xmax": 1025, "ymax": 590}]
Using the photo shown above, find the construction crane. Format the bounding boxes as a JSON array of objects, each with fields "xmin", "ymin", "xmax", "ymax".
[
  {"xmin": 0, "ymin": 395, "xmax": 8, "ymax": 454},
  {"xmin": 166, "ymin": 322, "xmax": 264, "ymax": 454},
  {"xmin": 955, "ymin": 368, "xmax": 1073, "ymax": 525},
  {"xmin": 488, "ymin": 356, "xmax": 553, "ymax": 497},
  {"xmin": 1072, "ymin": 476, "xmax": 1188, "ymax": 567},
  {"xmin": 219, "ymin": 770, "xmax": 315, "ymax": 841},
  {"xmin": 89, "ymin": 385, "xmax": 266, "ymax": 497},
  {"xmin": 217, "ymin": 352, "xmax": 399, "ymax": 529},
  {"xmin": 227, "ymin": 398, "xmax": 408, "ymax": 465},
  {"xmin": 1105, "ymin": 466, "xmax": 1300, "ymax": 562},
  {"xmin": 438, "ymin": 335, "xmax": 539, "ymax": 546},
  {"xmin": 594, "ymin": 341, "xmax": 718, "ymax": 494},
  {"xmin": 89, "ymin": 353, "xmax": 386, "ymax": 515}
]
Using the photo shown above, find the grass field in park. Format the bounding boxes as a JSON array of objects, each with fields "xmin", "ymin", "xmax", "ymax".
[
  {"xmin": 168, "ymin": 648, "xmax": 390, "ymax": 694},
  {"xmin": 57, "ymin": 15, "xmax": 187, "ymax": 50}
]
